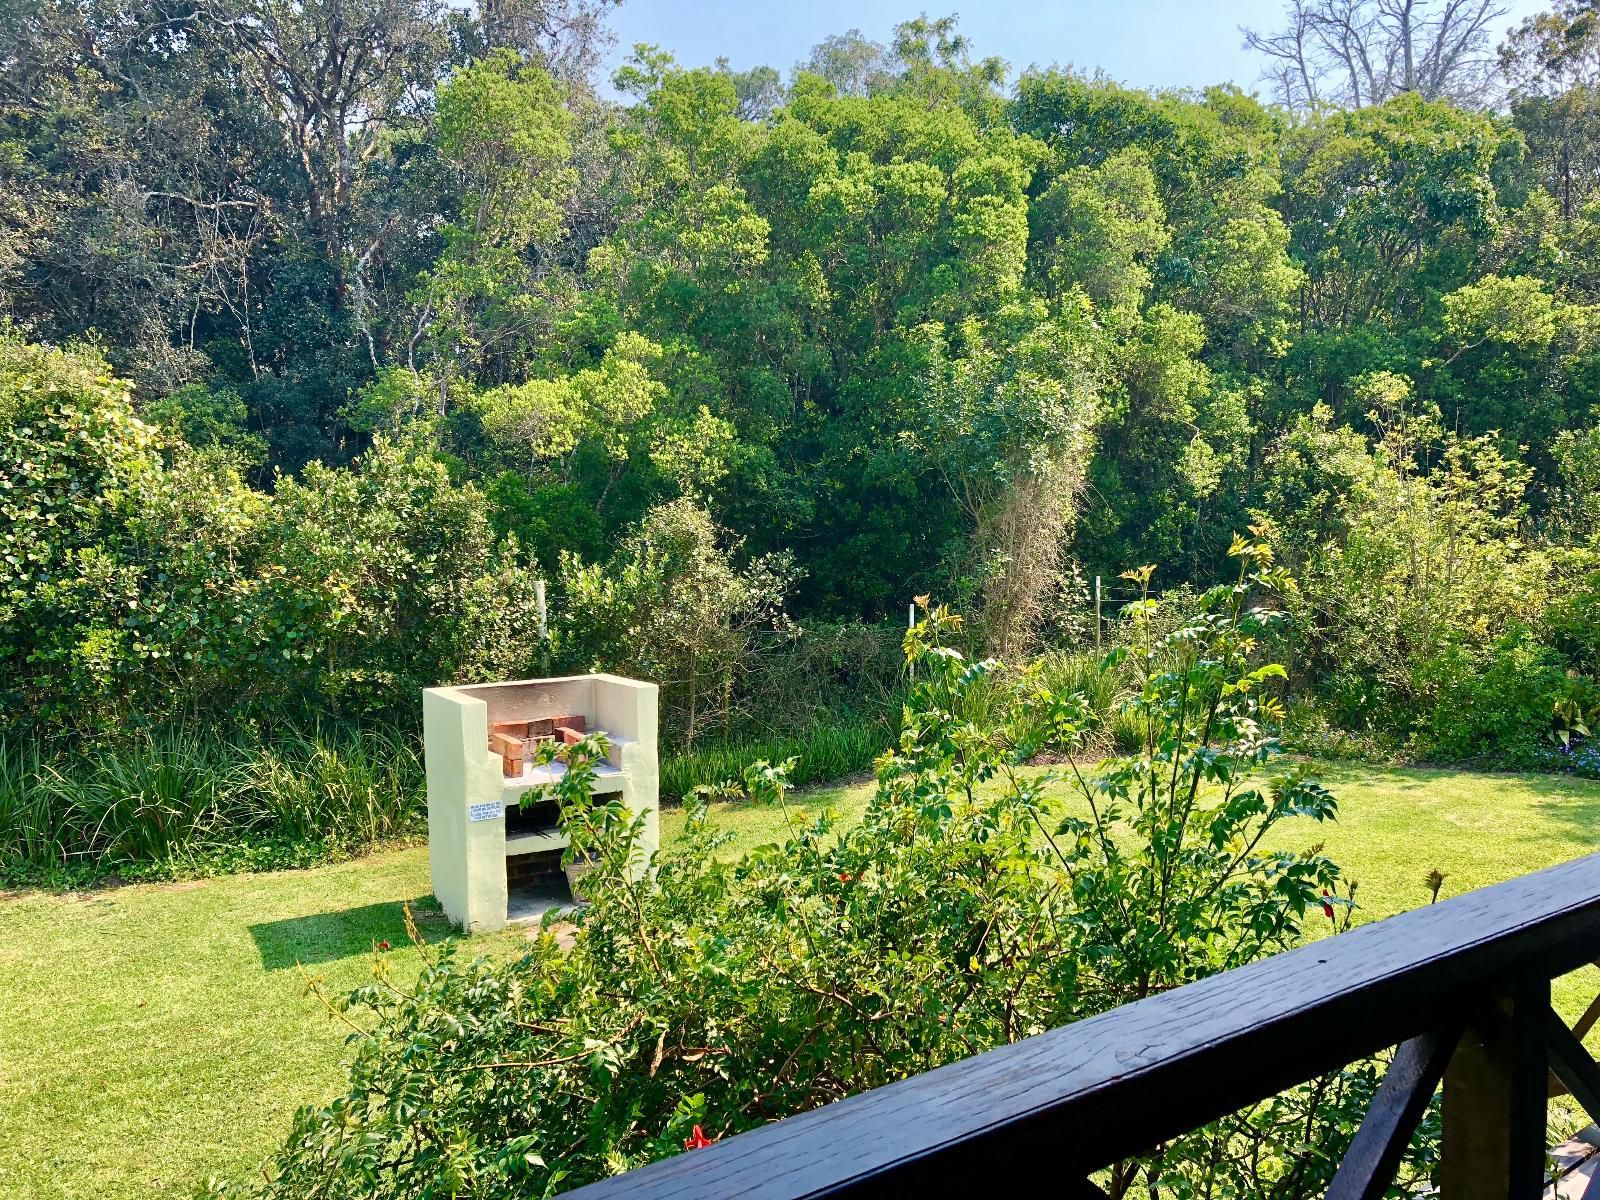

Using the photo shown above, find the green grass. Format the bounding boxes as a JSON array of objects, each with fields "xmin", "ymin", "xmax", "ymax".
[{"xmin": 5, "ymin": 761, "xmax": 1600, "ymax": 1198}]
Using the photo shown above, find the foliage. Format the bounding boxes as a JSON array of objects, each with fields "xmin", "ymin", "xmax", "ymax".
[
  {"xmin": 1254, "ymin": 386, "xmax": 1592, "ymax": 759},
  {"xmin": 0, "ymin": 724, "xmax": 424, "ymax": 882},
  {"xmin": 216, "ymin": 544, "xmax": 1345, "ymax": 1200},
  {"xmin": 0, "ymin": 330, "xmax": 541, "ymax": 734},
  {"xmin": 1, "ymin": 1, "xmax": 1598, "ymax": 839},
  {"xmin": 659, "ymin": 714, "xmax": 888, "ymax": 803},
  {"xmin": 555, "ymin": 498, "xmax": 797, "ymax": 744}
]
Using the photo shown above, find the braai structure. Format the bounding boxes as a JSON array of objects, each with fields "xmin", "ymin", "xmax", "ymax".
[{"xmin": 422, "ymin": 673, "xmax": 659, "ymax": 931}]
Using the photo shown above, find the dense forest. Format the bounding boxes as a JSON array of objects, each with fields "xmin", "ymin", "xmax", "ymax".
[{"xmin": 3, "ymin": 0, "xmax": 1600, "ymax": 874}]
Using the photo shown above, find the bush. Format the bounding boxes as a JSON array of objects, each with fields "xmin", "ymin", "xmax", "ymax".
[
  {"xmin": 0, "ymin": 329, "xmax": 543, "ymax": 738},
  {"xmin": 1257, "ymin": 395, "xmax": 1598, "ymax": 763},
  {"xmin": 554, "ymin": 498, "xmax": 798, "ymax": 745},
  {"xmin": 216, "ymin": 537, "xmax": 1353, "ymax": 1200},
  {"xmin": 1420, "ymin": 628, "xmax": 1581, "ymax": 763}
]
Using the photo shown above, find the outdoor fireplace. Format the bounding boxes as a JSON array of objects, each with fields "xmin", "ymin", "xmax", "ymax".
[{"xmin": 421, "ymin": 673, "xmax": 659, "ymax": 932}]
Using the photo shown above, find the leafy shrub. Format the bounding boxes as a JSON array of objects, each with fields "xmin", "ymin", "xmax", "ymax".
[
  {"xmin": 1420, "ymin": 628, "xmax": 1583, "ymax": 763},
  {"xmin": 1257, "ymin": 393, "xmax": 1594, "ymax": 761},
  {"xmin": 217, "ymin": 537, "xmax": 1349, "ymax": 1200},
  {"xmin": 1544, "ymin": 551, "xmax": 1600, "ymax": 677},
  {"xmin": 0, "ymin": 330, "xmax": 543, "ymax": 738},
  {"xmin": 555, "ymin": 498, "xmax": 797, "ymax": 745}
]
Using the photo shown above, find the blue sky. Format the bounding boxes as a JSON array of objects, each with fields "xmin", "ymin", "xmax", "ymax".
[{"xmin": 600, "ymin": 0, "xmax": 1550, "ymax": 99}]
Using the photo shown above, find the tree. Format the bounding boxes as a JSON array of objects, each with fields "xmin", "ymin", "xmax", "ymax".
[
  {"xmin": 1501, "ymin": 0, "xmax": 1600, "ymax": 217},
  {"xmin": 199, "ymin": 0, "xmax": 452, "ymax": 312},
  {"xmin": 1278, "ymin": 94, "xmax": 1512, "ymax": 333},
  {"xmin": 472, "ymin": 0, "xmax": 622, "ymax": 83},
  {"xmin": 0, "ymin": 0, "xmax": 279, "ymax": 393},
  {"xmin": 795, "ymin": 28, "xmax": 897, "ymax": 97},
  {"xmin": 715, "ymin": 58, "xmax": 785, "ymax": 121},
  {"xmin": 1245, "ymin": 0, "xmax": 1509, "ymax": 110},
  {"xmin": 420, "ymin": 48, "xmax": 576, "ymax": 387}
]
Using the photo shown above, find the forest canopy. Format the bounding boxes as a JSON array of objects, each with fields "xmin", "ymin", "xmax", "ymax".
[{"xmin": 2, "ymin": 0, "xmax": 1598, "ymax": 768}]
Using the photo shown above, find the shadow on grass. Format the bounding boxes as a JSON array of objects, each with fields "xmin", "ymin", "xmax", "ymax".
[{"xmin": 248, "ymin": 894, "xmax": 442, "ymax": 969}]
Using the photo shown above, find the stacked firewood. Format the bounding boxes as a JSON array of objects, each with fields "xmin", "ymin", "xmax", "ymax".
[{"xmin": 489, "ymin": 715, "xmax": 588, "ymax": 777}]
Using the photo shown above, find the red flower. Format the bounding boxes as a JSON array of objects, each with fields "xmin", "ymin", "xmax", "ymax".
[
  {"xmin": 683, "ymin": 1125, "xmax": 715, "ymax": 1150},
  {"xmin": 838, "ymin": 872, "xmax": 855, "ymax": 884},
  {"xmin": 378, "ymin": 939, "xmax": 391, "ymax": 951},
  {"xmin": 1320, "ymin": 893, "xmax": 1335, "ymax": 922}
]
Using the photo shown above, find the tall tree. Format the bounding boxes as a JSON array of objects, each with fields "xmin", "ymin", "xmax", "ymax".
[
  {"xmin": 1501, "ymin": 0, "xmax": 1600, "ymax": 217},
  {"xmin": 1245, "ymin": 0, "xmax": 1509, "ymax": 109},
  {"xmin": 199, "ymin": 0, "xmax": 451, "ymax": 312}
]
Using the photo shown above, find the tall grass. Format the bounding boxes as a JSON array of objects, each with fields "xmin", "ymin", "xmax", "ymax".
[
  {"xmin": 0, "ymin": 726, "xmax": 425, "ymax": 881},
  {"xmin": 658, "ymin": 648, "xmax": 1140, "ymax": 809},
  {"xmin": 248, "ymin": 727, "xmax": 422, "ymax": 846},
  {"xmin": 51, "ymin": 728, "xmax": 241, "ymax": 862},
  {"xmin": 0, "ymin": 739, "xmax": 63, "ymax": 868},
  {"xmin": 0, "ymin": 645, "xmax": 1134, "ymax": 880},
  {"xmin": 661, "ymin": 715, "xmax": 889, "ymax": 803},
  {"xmin": 1029, "ymin": 649, "xmax": 1141, "ymax": 753}
]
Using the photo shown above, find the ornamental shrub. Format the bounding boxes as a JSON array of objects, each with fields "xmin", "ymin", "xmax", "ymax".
[{"xmin": 216, "ymin": 535, "xmax": 1353, "ymax": 1200}]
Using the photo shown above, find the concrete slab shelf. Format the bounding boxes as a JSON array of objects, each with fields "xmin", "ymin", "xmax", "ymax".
[
  {"xmin": 504, "ymin": 827, "xmax": 569, "ymax": 856},
  {"xmin": 500, "ymin": 758, "xmax": 626, "ymax": 801}
]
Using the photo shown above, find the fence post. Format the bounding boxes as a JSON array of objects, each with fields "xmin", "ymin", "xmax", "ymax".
[
  {"xmin": 1095, "ymin": 576, "xmax": 1102, "ymax": 653},
  {"xmin": 1439, "ymin": 975, "xmax": 1549, "ymax": 1200},
  {"xmin": 908, "ymin": 601, "xmax": 916, "ymax": 680},
  {"xmin": 535, "ymin": 579, "xmax": 549, "ymax": 673}
]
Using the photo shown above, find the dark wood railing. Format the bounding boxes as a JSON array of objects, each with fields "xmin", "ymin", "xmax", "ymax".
[{"xmin": 567, "ymin": 851, "xmax": 1600, "ymax": 1200}]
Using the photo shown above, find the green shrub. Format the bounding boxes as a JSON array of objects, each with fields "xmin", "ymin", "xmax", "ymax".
[
  {"xmin": 554, "ymin": 498, "xmax": 797, "ymax": 746},
  {"xmin": 1419, "ymin": 629, "xmax": 1580, "ymax": 763},
  {"xmin": 1258, "ymin": 396, "xmax": 1586, "ymax": 764},
  {"xmin": 0, "ymin": 330, "xmax": 543, "ymax": 738},
  {"xmin": 1545, "ymin": 552, "xmax": 1600, "ymax": 677}
]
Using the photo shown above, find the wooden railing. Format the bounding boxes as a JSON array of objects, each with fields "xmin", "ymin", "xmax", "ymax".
[{"xmin": 566, "ymin": 851, "xmax": 1600, "ymax": 1200}]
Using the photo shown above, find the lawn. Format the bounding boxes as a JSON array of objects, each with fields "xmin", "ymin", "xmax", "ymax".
[{"xmin": 4, "ymin": 760, "xmax": 1600, "ymax": 1199}]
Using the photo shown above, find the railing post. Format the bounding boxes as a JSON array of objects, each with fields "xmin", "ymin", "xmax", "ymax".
[{"xmin": 1440, "ymin": 975, "xmax": 1550, "ymax": 1200}]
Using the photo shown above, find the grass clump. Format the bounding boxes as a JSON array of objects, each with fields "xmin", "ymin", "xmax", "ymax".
[
  {"xmin": 0, "ymin": 726, "xmax": 424, "ymax": 885},
  {"xmin": 660, "ymin": 714, "xmax": 887, "ymax": 802}
]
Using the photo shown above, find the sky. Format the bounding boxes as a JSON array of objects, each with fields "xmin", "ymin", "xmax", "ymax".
[{"xmin": 599, "ymin": 0, "xmax": 1551, "ymax": 100}]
